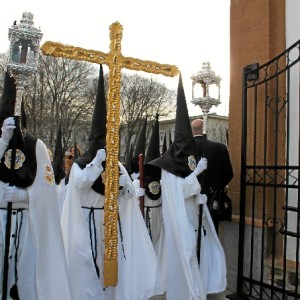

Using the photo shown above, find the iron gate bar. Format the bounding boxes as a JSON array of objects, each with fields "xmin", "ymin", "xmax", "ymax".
[{"xmin": 228, "ymin": 40, "xmax": 300, "ymax": 300}]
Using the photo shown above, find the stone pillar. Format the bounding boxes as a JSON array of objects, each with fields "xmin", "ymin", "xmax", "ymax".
[
  {"xmin": 225, "ymin": 0, "xmax": 286, "ymax": 291},
  {"xmin": 229, "ymin": 0, "xmax": 285, "ymax": 218}
]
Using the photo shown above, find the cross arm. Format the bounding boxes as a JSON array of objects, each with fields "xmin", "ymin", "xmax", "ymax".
[
  {"xmin": 41, "ymin": 41, "xmax": 109, "ymax": 65},
  {"xmin": 121, "ymin": 56, "xmax": 179, "ymax": 77}
]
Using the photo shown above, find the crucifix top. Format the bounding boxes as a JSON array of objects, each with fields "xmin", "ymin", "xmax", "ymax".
[
  {"xmin": 41, "ymin": 21, "xmax": 179, "ymax": 287},
  {"xmin": 41, "ymin": 22, "xmax": 179, "ymax": 76}
]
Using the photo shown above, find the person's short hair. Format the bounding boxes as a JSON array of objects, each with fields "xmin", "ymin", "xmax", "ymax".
[{"xmin": 191, "ymin": 118, "xmax": 203, "ymax": 135}]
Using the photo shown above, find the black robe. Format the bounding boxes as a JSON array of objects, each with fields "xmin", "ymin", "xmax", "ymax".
[
  {"xmin": 193, "ymin": 136, "xmax": 233, "ymax": 193},
  {"xmin": 193, "ymin": 135, "xmax": 234, "ymax": 230}
]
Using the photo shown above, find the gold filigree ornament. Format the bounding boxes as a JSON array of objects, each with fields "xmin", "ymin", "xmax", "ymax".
[
  {"xmin": 148, "ymin": 181, "xmax": 160, "ymax": 195},
  {"xmin": 44, "ymin": 163, "xmax": 55, "ymax": 185},
  {"xmin": 188, "ymin": 155, "xmax": 197, "ymax": 171},
  {"xmin": 4, "ymin": 149, "xmax": 26, "ymax": 170}
]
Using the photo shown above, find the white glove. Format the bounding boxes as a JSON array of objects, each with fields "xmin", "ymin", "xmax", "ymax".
[
  {"xmin": 130, "ymin": 172, "xmax": 139, "ymax": 180},
  {"xmin": 119, "ymin": 174, "xmax": 127, "ymax": 187},
  {"xmin": 193, "ymin": 157, "xmax": 207, "ymax": 176},
  {"xmin": 196, "ymin": 193, "xmax": 207, "ymax": 205},
  {"xmin": 136, "ymin": 187, "xmax": 145, "ymax": 197},
  {"xmin": 3, "ymin": 184, "xmax": 29, "ymax": 203},
  {"xmin": 0, "ymin": 117, "xmax": 15, "ymax": 146},
  {"xmin": 0, "ymin": 141, "xmax": 8, "ymax": 161},
  {"xmin": 120, "ymin": 182, "xmax": 135, "ymax": 199},
  {"xmin": 126, "ymin": 184, "xmax": 135, "ymax": 196},
  {"xmin": 90, "ymin": 149, "xmax": 106, "ymax": 168}
]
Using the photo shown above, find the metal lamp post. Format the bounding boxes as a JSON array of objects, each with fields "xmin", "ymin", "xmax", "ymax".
[
  {"xmin": 2, "ymin": 12, "xmax": 42, "ymax": 300},
  {"xmin": 191, "ymin": 61, "xmax": 221, "ymax": 136},
  {"xmin": 191, "ymin": 61, "xmax": 222, "ymax": 266}
]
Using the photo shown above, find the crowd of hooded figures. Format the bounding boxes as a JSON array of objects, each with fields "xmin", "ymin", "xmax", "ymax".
[{"xmin": 0, "ymin": 64, "xmax": 233, "ymax": 300}]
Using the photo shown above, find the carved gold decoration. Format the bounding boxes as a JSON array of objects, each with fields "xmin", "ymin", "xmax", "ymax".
[
  {"xmin": 148, "ymin": 181, "xmax": 160, "ymax": 195},
  {"xmin": 44, "ymin": 163, "xmax": 55, "ymax": 185},
  {"xmin": 188, "ymin": 155, "xmax": 197, "ymax": 171},
  {"xmin": 41, "ymin": 21, "xmax": 179, "ymax": 287},
  {"xmin": 4, "ymin": 149, "xmax": 25, "ymax": 169}
]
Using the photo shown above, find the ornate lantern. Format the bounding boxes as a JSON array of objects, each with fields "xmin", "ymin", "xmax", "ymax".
[
  {"xmin": 191, "ymin": 61, "xmax": 221, "ymax": 134},
  {"xmin": 7, "ymin": 12, "xmax": 43, "ymax": 116}
]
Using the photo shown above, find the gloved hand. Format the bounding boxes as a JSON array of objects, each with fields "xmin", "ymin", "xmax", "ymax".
[
  {"xmin": 196, "ymin": 193, "xmax": 207, "ymax": 205},
  {"xmin": 3, "ymin": 184, "xmax": 29, "ymax": 203},
  {"xmin": 0, "ymin": 117, "xmax": 15, "ymax": 146},
  {"xmin": 119, "ymin": 174, "xmax": 127, "ymax": 187},
  {"xmin": 193, "ymin": 157, "xmax": 207, "ymax": 176},
  {"xmin": 91, "ymin": 149, "xmax": 106, "ymax": 168},
  {"xmin": 130, "ymin": 172, "xmax": 139, "ymax": 181},
  {"xmin": 120, "ymin": 181, "xmax": 135, "ymax": 199},
  {"xmin": 136, "ymin": 187, "xmax": 145, "ymax": 197}
]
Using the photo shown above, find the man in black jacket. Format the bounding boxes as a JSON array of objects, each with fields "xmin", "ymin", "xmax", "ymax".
[{"xmin": 191, "ymin": 118, "xmax": 234, "ymax": 233}]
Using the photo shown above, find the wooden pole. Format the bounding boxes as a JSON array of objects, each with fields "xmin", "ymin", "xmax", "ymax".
[
  {"xmin": 138, "ymin": 153, "xmax": 144, "ymax": 218},
  {"xmin": 2, "ymin": 116, "xmax": 19, "ymax": 300}
]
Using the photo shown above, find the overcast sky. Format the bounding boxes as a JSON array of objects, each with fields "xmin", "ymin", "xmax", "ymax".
[{"xmin": 0, "ymin": 0, "xmax": 230, "ymax": 116}]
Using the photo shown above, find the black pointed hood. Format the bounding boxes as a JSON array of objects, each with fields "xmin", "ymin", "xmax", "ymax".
[
  {"xmin": 75, "ymin": 65, "xmax": 107, "ymax": 195},
  {"xmin": 169, "ymin": 130, "xmax": 173, "ymax": 147},
  {"xmin": 76, "ymin": 64, "xmax": 106, "ymax": 168},
  {"xmin": 73, "ymin": 141, "xmax": 80, "ymax": 160},
  {"xmin": 0, "ymin": 71, "xmax": 37, "ymax": 187},
  {"xmin": 21, "ymin": 100, "xmax": 27, "ymax": 129},
  {"xmin": 144, "ymin": 114, "xmax": 161, "ymax": 199},
  {"xmin": 148, "ymin": 73, "xmax": 198, "ymax": 178},
  {"xmin": 144, "ymin": 114, "xmax": 160, "ymax": 164},
  {"xmin": 125, "ymin": 142, "xmax": 134, "ymax": 173},
  {"xmin": 52, "ymin": 126, "xmax": 65, "ymax": 184},
  {"xmin": 161, "ymin": 133, "xmax": 167, "ymax": 155},
  {"xmin": 131, "ymin": 117, "xmax": 147, "ymax": 174}
]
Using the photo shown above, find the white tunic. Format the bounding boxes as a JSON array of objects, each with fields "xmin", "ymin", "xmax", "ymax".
[
  {"xmin": 61, "ymin": 162, "xmax": 157, "ymax": 300},
  {"xmin": 132, "ymin": 178, "xmax": 166, "ymax": 296},
  {"xmin": 132, "ymin": 179, "xmax": 163, "ymax": 248},
  {"xmin": 160, "ymin": 170, "xmax": 227, "ymax": 300},
  {"xmin": 0, "ymin": 139, "xmax": 72, "ymax": 300}
]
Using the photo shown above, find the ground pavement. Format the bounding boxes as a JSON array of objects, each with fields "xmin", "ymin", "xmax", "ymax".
[{"xmin": 150, "ymin": 290, "xmax": 230, "ymax": 299}]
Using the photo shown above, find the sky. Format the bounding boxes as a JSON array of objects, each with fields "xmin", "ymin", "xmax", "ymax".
[{"xmin": 0, "ymin": 0, "xmax": 230, "ymax": 117}]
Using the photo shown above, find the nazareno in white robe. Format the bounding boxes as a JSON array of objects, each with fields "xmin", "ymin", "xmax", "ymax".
[
  {"xmin": 132, "ymin": 178, "xmax": 166, "ymax": 296},
  {"xmin": 160, "ymin": 170, "xmax": 227, "ymax": 300},
  {"xmin": 61, "ymin": 161, "xmax": 157, "ymax": 300},
  {"xmin": 132, "ymin": 178, "xmax": 163, "ymax": 248},
  {"xmin": 0, "ymin": 139, "xmax": 72, "ymax": 300}
]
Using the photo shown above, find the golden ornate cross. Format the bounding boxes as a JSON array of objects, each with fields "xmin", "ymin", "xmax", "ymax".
[{"xmin": 41, "ymin": 21, "xmax": 179, "ymax": 287}]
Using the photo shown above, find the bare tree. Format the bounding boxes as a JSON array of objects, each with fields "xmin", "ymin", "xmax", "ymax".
[
  {"xmin": 0, "ymin": 52, "xmax": 98, "ymax": 152},
  {"xmin": 24, "ymin": 54, "xmax": 98, "ymax": 152},
  {"xmin": 0, "ymin": 52, "xmax": 176, "ymax": 159},
  {"xmin": 120, "ymin": 73, "xmax": 176, "ymax": 158}
]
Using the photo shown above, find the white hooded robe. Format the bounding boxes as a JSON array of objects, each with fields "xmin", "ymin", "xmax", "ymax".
[
  {"xmin": 160, "ymin": 170, "xmax": 227, "ymax": 300},
  {"xmin": 61, "ymin": 162, "xmax": 157, "ymax": 300},
  {"xmin": 0, "ymin": 139, "xmax": 72, "ymax": 300}
]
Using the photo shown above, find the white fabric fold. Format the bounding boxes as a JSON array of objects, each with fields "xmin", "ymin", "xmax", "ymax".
[
  {"xmin": 161, "ymin": 170, "xmax": 227, "ymax": 300},
  {"xmin": 61, "ymin": 162, "xmax": 157, "ymax": 300},
  {"xmin": 0, "ymin": 139, "xmax": 72, "ymax": 300}
]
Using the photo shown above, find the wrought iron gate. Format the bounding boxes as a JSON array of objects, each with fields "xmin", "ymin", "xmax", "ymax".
[{"xmin": 236, "ymin": 40, "xmax": 300, "ymax": 299}]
